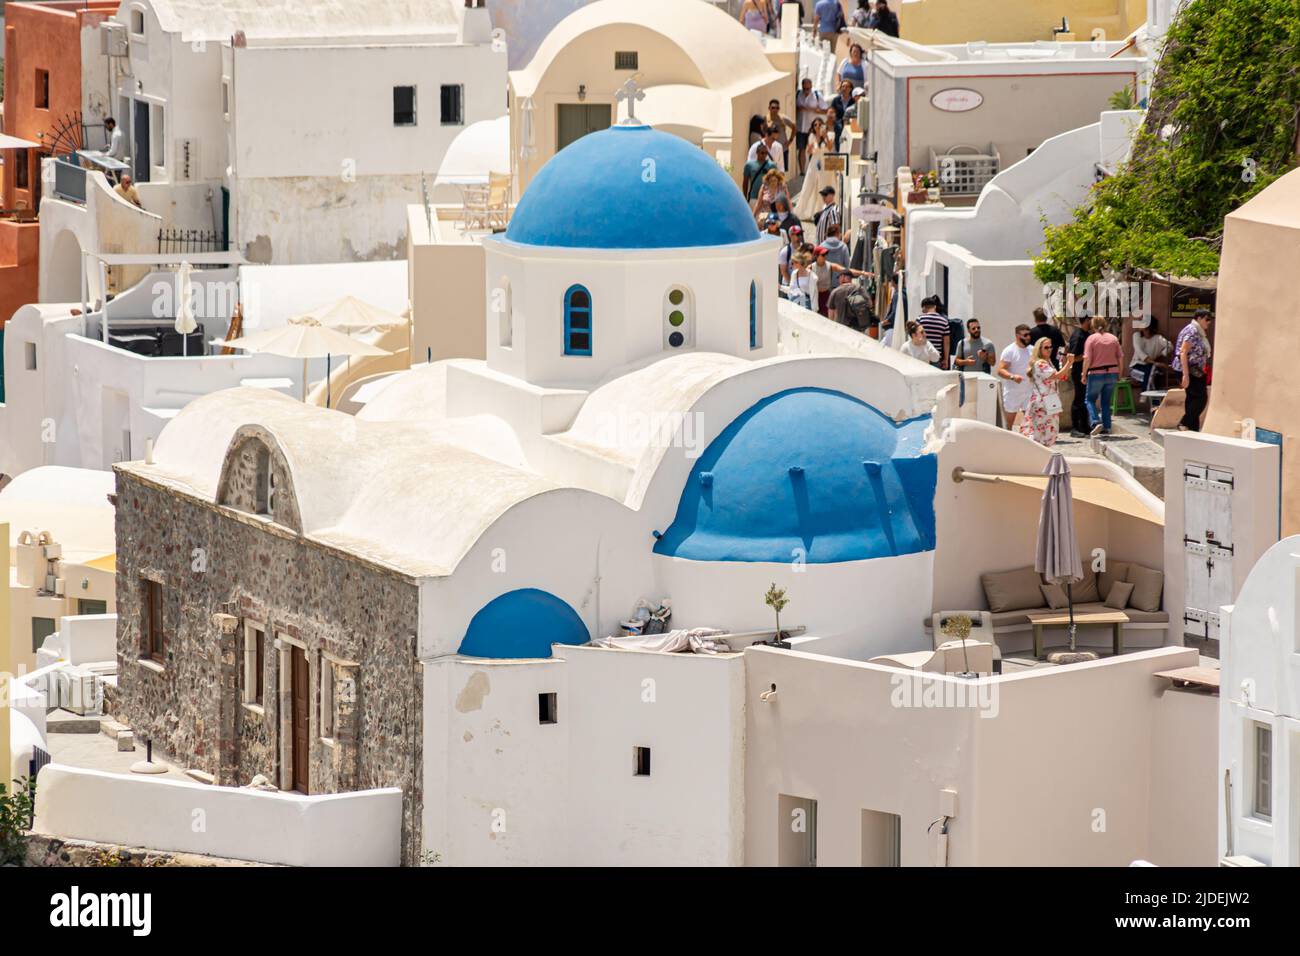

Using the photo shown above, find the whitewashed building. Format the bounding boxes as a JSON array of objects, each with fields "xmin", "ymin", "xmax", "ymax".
[
  {"xmin": 63, "ymin": 120, "xmax": 1224, "ymax": 867},
  {"xmin": 903, "ymin": 110, "xmax": 1142, "ymax": 348},
  {"xmin": 41, "ymin": 0, "xmax": 505, "ymax": 281},
  {"xmin": 1219, "ymin": 536, "xmax": 1299, "ymax": 866}
]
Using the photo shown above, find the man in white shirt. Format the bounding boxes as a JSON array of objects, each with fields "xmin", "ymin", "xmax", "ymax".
[
  {"xmin": 1130, "ymin": 322, "xmax": 1172, "ymax": 391},
  {"xmin": 104, "ymin": 117, "xmax": 126, "ymax": 160},
  {"xmin": 996, "ymin": 324, "xmax": 1034, "ymax": 429},
  {"xmin": 747, "ymin": 126, "xmax": 784, "ymax": 172},
  {"xmin": 795, "ymin": 77, "xmax": 828, "ymax": 175}
]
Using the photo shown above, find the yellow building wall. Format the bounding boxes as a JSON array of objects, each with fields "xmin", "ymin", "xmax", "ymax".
[{"xmin": 899, "ymin": 0, "xmax": 1146, "ymax": 45}]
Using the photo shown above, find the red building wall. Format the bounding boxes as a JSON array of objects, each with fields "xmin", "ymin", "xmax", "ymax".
[{"xmin": 1, "ymin": 1, "xmax": 116, "ymax": 327}]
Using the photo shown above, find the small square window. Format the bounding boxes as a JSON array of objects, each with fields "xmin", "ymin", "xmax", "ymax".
[
  {"xmin": 35, "ymin": 69, "xmax": 50, "ymax": 109},
  {"xmin": 130, "ymin": 9, "xmax": 145, "ymax": 36},
  {"xmin": 440, "ymin": 84, "xmax": 464, "ymax": 126},
  {"xmin": 633, "ymin": 746, "xmax": 651, "ymax": 776},
  {"xmin": 394, "ymin": 85, "xmax": 417, "ymax": 126},
  {"xmin": 615, "ymin": 51, "xmax": 639, "ymax": 71},
  {"xmin": 538, "ymin": 692, "xmax": 557, "ymax": 724}
]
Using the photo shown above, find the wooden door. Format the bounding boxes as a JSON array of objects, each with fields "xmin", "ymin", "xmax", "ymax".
[
  {"xmin": 290, "ymin": 645, "xmax": 310, "ymax": 793},
  {"xmin": 556, "ymin": 103, "xmax": 611, "ymax": 152}
]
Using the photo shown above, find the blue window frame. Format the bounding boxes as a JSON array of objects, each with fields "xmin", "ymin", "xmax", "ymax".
[
  {"xmin": 749, "ymin": 281, "xmax": 758, "ymax": 349},
  {"xmin": 564, "ymin": 285, "xmax": 592, "ymax": 356}
]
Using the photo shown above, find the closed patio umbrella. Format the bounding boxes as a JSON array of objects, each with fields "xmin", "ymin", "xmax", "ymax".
[
  {"xmin": 213, "ymin": 322, "xmax": 390, "ymax": 402},
  {"xmin": 174, "ymin": 261, "xmax": 197, "ymax": 356},
  {"xmin": 1035, "ymin": 452, "xmax": 1087, "ymax": 657}
]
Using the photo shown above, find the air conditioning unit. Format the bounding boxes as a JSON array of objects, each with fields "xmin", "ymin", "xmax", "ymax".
[
  {"xmin": 176, "ymin": 138, "xmax": 199, "ymax": 182},
  {"xmin": 57, "ymin": 671, "xmax": 104, "ymax": 716},
  {"xmin": 102, "ymin": 21, "xmax": 129, "ymax": 57}
]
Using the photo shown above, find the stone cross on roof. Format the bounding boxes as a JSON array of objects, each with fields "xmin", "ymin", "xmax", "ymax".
[{"xmin": 616, "ymin": 77, "xmax": 646, "ymax": 125}]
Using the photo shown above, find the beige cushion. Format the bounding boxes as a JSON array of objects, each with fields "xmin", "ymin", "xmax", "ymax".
[
  {"xmin": 1127, "ymin": 564, "xmax": 1164, "ymax": 612},
  {"xmin": 1105, "ymin": 580, "xmax": 1134, "ymax": 609},
  {"xmin": 1040, "ymin": 583, "xmax": 1068, "ymax": 609},
  {"xmin": 1098, "ymin": 561, "xmax": 1132, "ymax": 602},
  {"xmin": 982, "ymin": 567, "xmax": 1044, "ymax": 612}
]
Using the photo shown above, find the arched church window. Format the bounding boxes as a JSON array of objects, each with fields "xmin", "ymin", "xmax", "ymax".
[
  {"xmin": 664, "ymin": 286, "xmax": 694, "ymax": 349},
  {"xmin": 564, "ymin": 285, "xmax": 592, "ymax": 355}
]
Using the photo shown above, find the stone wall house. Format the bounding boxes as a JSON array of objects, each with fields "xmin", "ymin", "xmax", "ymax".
[{"xmin": 113, "ymin": 431, "xmax": 424, "ymax": 864}]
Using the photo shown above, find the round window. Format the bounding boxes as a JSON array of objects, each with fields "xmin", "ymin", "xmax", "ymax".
[
  {"xmin": 668, "ymin": 331, "xmax": 685, "ymax": 347},
  {"xmin": 669, "ymin": 289, "xmax": 685, "ymax": 306}
]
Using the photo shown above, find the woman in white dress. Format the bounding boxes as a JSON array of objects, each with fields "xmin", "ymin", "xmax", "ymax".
[{"xmin": 795, "ymin": 118, "xmax": 837, "ymax": 221}]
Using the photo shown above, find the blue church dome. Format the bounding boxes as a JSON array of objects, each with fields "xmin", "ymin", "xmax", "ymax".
[
  {"xmin": 458, "ymin": 588, "xmax": 590, "ymax": 659},
  {"xmin": 654, "ymin": 388, "xmax": 937, "ymax": 563},
  {"xmin": 504, "ymin": 123, "xmax": 760, "ymax": 249}
]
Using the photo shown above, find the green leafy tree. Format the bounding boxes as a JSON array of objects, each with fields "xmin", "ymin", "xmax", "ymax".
[
  {"xmin": 0, "ymin": 777, "xmax": 37, "ymax": 866},
  {"xmin": 1034, "ymin": 0, "xmax": 1300, "ymax": 285}
]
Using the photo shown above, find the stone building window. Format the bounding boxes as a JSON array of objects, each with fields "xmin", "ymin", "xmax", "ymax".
[
  {"xmin": 320, "ymin": 657, "xmax": 336, "ymax": 740},
  {"xmin": 243, "ymin": 623, "xmax": 266, "ymax": 706},
  {"xmin": 142, "ymin": 578, "xmax": 166, "ymax": 664},
  {"xmin": 255, "ymin": 447, "xmax": 275, "ymax": 517},
  {"xmin": 633, "ymin": 746, "xmax": 651, "ymax": 776},
  {"xmin": 35, "ymin": 70, "xmax": 50, "ymax": 110}
]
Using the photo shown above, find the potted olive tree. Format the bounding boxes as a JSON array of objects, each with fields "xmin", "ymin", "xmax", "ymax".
[{"xmin": 763, "ymin": 583, "xmax": 792, "ymax": 649}]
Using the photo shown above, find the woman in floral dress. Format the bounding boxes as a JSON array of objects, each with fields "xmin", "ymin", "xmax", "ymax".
[{"xmin": 1017, "ymin": 336, "xmax": 1075, "ymax": 446}]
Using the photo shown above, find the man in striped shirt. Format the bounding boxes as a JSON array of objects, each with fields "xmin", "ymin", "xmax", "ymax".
[
  {"xmin": 916, "ymin": 295, "xmax": 950, "ymax": 368},
  {"xmin": 815, "ymin": 186, "xmax": 840, "ymax": 243}
]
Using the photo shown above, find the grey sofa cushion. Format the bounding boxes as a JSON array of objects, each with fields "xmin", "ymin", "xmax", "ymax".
[
  {"xmin": 981, "ymin": 566, "xmax": 1044, "ymax": 612},
  {"xmin": 1127, "ymin": 564, "xmax": 1164, "ymax": 612},
  {"xmin": 1098, "ymin": 560, "xmax": 1132, "ymax": 603}
]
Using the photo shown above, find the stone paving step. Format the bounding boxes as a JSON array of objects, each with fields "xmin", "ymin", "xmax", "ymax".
[{"xmin": 45, "ymin": 710, "xmax": 102, "ymax": 734}]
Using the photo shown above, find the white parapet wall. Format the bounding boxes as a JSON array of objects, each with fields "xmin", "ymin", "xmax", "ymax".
[{"xmin": 34, "ymin": 765, "xmax": 404, "ymax": 867}]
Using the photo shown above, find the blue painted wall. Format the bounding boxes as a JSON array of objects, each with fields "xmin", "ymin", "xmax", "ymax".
[
  {"xmin": 458, "ymin": 588, "xmax": 590, "ymax": 659},
  {"xmin": 504, "ymin": 124, "xmax": 759, "ymax": 250},
  {"xmin": 654, "ymin": 388, "xmax": 938, "ymax": 563}
]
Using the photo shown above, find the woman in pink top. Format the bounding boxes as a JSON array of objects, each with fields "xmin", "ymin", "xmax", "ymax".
[{"xmin": 1081, "ymin": 317, "xmax": 1124, "ymax": 434}]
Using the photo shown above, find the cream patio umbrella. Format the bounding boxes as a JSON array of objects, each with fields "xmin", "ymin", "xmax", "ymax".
[
  {"xmin": 214, "ymin": 322, "xmax": 391, "ymax": 402},
  {"xmin": 290, "ymin": 295, "xmax": 408, "ymax": 335}
]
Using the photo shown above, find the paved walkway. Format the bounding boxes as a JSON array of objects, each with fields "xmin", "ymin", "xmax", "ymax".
[{"xmin": 47, "ymin": 726, "xmax": 189, "ymax": 781}]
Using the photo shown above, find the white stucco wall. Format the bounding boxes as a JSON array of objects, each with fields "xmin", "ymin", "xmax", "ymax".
[
  {"xmin": 34, "ymin": 764, "xmax": 404, "ymax": 866},
  {"xmin": 745, "ymin": 644, "xmax": 1205, "ymax": 866},
  {"xmin": 1219, "ymin": 536, "xmax": 1300, "ymax": 866},
  {"xmin": 422, "ymin": 645, "xmax": 745, "ymax": 865}
]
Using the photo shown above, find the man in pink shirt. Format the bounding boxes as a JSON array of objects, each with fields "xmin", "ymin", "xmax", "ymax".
[{"xmin": 1081, "ymin": 317, "xmax": 1124, "ymax": 435}]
